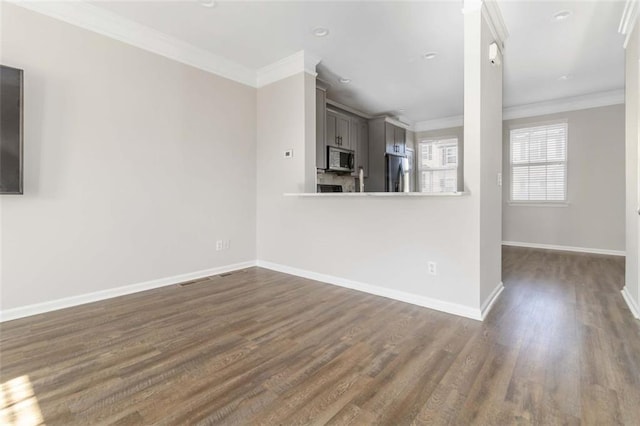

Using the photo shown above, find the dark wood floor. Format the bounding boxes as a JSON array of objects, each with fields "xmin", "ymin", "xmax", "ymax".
[{"xmin": 1, "ymin": 247, "xmax": 639, "ymax": 425}]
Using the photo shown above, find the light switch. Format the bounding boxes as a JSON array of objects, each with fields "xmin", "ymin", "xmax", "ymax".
[
  {"xmin": 497, "ymin": 172, "xmax": 502, "ymax": 187},
  {"xmin": 284, "ymin": 150, "xmax": 293, "ymax": 158}
]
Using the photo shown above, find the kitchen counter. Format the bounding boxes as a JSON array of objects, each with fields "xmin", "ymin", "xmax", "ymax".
[{"xmin": 284, "ymin": 192, "xmax": 469, "ymax": 197}]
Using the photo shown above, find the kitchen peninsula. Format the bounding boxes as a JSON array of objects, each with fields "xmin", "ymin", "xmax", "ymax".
[{"xmin": 315, "ymin": 81, "xmax": 418, "ymax": 194}]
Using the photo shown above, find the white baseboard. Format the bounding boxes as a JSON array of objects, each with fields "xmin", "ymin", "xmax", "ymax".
[
  {"xmin": 256, "ymin": 260, "xmax": 486, "ymax": 321},
  {"xmin": 621, "ymin": 286, "xmax": 640, "ymax": 320},
  {"xmin": 502, "ymin": 241, "xmax": 625, "ymax": 257},
  {"xmin": 1, "ymin": 259, "xmax": 507, "ymax": 324},
  {"xmin": 480, "ymin": 282, "xmax": 504, "ymax": 320},
  {"xmin": 0, "ymin": 260, "xmax": 257, "ymax": 322}
]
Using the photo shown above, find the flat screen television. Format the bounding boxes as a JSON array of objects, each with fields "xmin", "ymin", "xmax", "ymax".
[{"xmin": 0, "ymin": 65, "xmax": 24, "ymax": 194}]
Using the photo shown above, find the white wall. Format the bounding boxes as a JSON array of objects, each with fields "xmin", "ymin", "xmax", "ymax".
[
  {"xmin": 256, "ymin": 73, "xmax": 482, "ymax": 316},
  {"xmin": 1, "ymin": 2, "xmax": 506, "ymax": 321},
  {"xmin": 417, "ymin": 106, "xmax": 626, "ymax": 256},
  {"xmin": 255, "ymin": 3, "xmax": 504, "ymax": 319},
  {"xmin": 0, "ymin": 4, "xmax": 257, "ymax": 310},
  {"xmin": 464, "ymin": 5, "xmax": 503, "ymax": 306},
  {"xmin": 624, "ymin": 22, "xmax": 639, "ymax": 313},
  {"xmin": 502, "ymin": 105, "xmax": 626, "ymax": 253}
]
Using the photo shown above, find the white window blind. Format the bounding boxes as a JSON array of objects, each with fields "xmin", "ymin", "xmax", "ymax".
[
  {"xmin": 510, "ymin": 122, "xmax": 567, "ymax": 202},
  {"xmin": 418, "ymin": 138, "xmax": 458, "ymax": 193}
]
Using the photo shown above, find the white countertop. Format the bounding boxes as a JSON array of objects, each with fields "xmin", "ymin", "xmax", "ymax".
[{"xmin": 284, "ymin": 192, "xmax": 468, "ymax": 197}]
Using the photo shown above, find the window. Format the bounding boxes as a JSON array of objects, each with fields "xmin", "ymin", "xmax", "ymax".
[
  {"xmin": 418, "ymin": 138, "xmax": 458, "ymax": 193},
  {"xmin": 510, "ymin": 121, "xmax": 567, "ymax": 202}
]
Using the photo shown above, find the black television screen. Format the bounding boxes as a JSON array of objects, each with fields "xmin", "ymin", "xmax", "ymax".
[{"xmin": 0, "ymin": 65, "xmax": 24, "ymax": 194}]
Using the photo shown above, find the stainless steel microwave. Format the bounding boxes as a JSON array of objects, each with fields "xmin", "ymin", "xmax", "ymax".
[{"xmin": 327, "ymin": 146, "xmax": 354, "ymax": 173}]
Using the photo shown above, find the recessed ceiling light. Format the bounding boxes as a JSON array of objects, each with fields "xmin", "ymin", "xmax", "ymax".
[
  {"xmin": 423, "ymin": 52, "xmax": 438, "ymax": 60},
  {"xmin": 313, "ymin": 27, "xmax": 330, "ymax": 37},
  {"xmin": 559, "ymin": 74, "xmax": 574, "ymax": 81},
  {"xmin": 201, "ymin": 0, "xmax": 216, "ymax": 7},
  {"xmin": 553, "ymin": 10, "xmax": 572, "ymax": 21},
  {"xmin": 339, "ymin": 77, "xmax": 351, "ymax": 84}
]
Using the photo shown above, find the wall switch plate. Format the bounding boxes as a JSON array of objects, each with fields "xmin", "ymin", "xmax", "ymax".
[
  {"xmin": 216, "ymin": 240, "xmax": 223, "ymax": 251},
  {"xmin": 428, "ymin": 262, "xmax": 437, "ymax": 275},
  {"xmin": 497, "ymin": 172, "xmax": 502, "ymax": 187},
  {"xmin": 284, "ymin": 150, "xmax": 293, "ymax": 158}
]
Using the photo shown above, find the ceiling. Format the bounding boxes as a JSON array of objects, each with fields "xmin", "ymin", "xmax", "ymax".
[{"xmin": 89, "ymin": 0, "xmax": 626, "ymax": 124}]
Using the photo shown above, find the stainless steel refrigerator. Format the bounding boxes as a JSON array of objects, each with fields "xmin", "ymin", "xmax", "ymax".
[{"xmin": 385, "ymin": 153, "xmax": 410, "ymax": 192}]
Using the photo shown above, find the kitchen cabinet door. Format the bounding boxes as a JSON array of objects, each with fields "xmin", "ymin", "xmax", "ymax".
[
  {"xmin": 336, "ymin": 113, "xmax": 351, "ymax": 149},
  {"xmin": 326, "ymin": 110, "xmax": 351, "ymax": 149},
  {"xmin": 394, "ymin": 126, "xmax": 406, "ymax": 155},
  {"xmin": 385, "ymin": 123, "xmax": 406, "ymax": 154},
  {"xmin": 358, "ymin": 119, "xmax": 369, "ymax": 177},
  {"xmin": 385, "ymin": 123, "xmax": 396, "ymax": 154},
  {"xmin": 350, "ymin": 117, "xmax": 368, "ymax": 178},
  {"xmin": 326, "ymin": 111, "xmax": 338, "ymax": 148},
  {"xmin": 315, "ymin": 88, "xmax": 327, "ymax": 169}
]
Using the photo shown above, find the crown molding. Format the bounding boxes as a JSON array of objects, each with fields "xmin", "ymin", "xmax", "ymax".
[
  {"xmin": 8, "ymin": 0, "xmax": 259, "ymax": 87},
  {"xmin": 256, "ymin": 51, "xmax": 321, "ymax": 88},
  {"xmin": 414, "ymin": 89, "xmax": 624, "ymax": 132},
  {"xmin": 463, "ymin": 1, "xmax": 509, "ymax": 48},
  {"xmin": 8, "ymin": 0, "xmax": 321, "ymax": 89},
  {"xmin": 482, "ymin": 1, "xmax": 509, "ymax": 49},
  {"xmin": 502, "ymin": 89, "xmax": 625, "ymax": 120},
  {"xmin": 414, "ymin": 115, "xmax": 464, "ymax": 132},
  {"xmin": 326, "ymin": 99, "xmax": 373, "ymax": 119},
  {"xmin": 619, "ymin": 0, "xmax": 639, "ymax": 49}
]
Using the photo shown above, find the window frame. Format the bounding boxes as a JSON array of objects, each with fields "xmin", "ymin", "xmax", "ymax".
[
  {"xmin": 508, "ymin": 119, "xmax": 569, "ymax": 206},
  {"xmin": 417, "ymin": 136, "xmax": 460, "ymax": 194}
]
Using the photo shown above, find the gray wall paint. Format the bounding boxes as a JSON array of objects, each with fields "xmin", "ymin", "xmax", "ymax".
[
  {"xmin": 0, "ymin": 5, "xmax": 257, "ymax": 309},
  {"xmin": 257, "ymin": 73, "xmax": 483, "ymax": 312},
  {"xmin": 418, "ymin": 106, "xmax": 626, "ymax": 253},
  {"xmin": 502, "ymin": 105, "xmax": 626, "ymax": 252},
  {"xmin": 256, "ymin": 8, "xmax": 504, "ymax": 316},
  {"xmin": 624, "ymin": 24, "xmax": 639, "ymax": 307},
  {"xmin": 463, "ymin": 7, "xmax": 503, "ymax": 306}
]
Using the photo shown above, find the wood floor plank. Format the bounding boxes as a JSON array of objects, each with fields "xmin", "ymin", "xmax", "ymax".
[{"xmin": 1, "ymin": 248, "xmax": 639, "ymax": 425}]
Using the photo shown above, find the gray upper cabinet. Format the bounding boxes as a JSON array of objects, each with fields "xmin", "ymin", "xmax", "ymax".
[
  {"xmin": 367, "ymin": 117, "xmax": 409, "ymax": 191},
  {"xmin": 351, "ymin": 117, "xmax": 369, "ymax": 178},
  {"xmin": 385, "ymin": 123, "xmax": 405, "ymax": 154},
  {"xmin": 315, "ymin": 87, "xmax": 327, "ymax": 169},
  {"xmin": 326, "ymin": 109, "xmax": 351, "ymax": 149},
  {"xmin": 315, "ymin": 93, "xmax": 369, "ymax": 179},
  {"xmin": 385, "ymin": 123, "xmax": 395, "ymax": 154},
  {"xmin": 394, "ymin": 126, "xmax": 406, "ymax": 155}
]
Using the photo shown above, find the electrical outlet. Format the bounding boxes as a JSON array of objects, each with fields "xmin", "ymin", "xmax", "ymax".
[
  {"xmin": 216, "ymin": 240, "xmax": 223, "ymax": 251},
  {"xmin": 428, "ymin": 261, "xmax": 437, "ymax": 276},
  {"xmin": 223, "ymin": 240, "xmax": 230, "ymax": 250}
]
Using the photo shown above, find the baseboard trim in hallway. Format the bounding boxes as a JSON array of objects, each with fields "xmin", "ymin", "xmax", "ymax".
[
  {"xmin": 502, "ymin": 241, "xmax": 626, "ymax": 257},
  {"xmin": 256, "ymin": 260, "xmax": 499, "ymax": 321},
  {"xmin": 480, "ymin": 282, "xmax": 504, "ymax": 320},
  {"xmin": 621, "ymin": 286, "xmax": 640, "ymax": 320},
  {"xmin": 0, "ymin": 261, "xmax": 257, "ymax": 322}
]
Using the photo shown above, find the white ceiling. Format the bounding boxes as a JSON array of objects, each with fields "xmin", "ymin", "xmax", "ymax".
[
  {"xmin": 500, "ymin": 0, "xmax": 625, "ymax": 108},
  {"xmin": 89, "ymin": 0, "xmax": 626, "ymax": 124}
]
